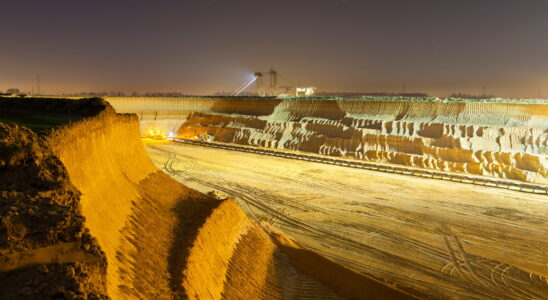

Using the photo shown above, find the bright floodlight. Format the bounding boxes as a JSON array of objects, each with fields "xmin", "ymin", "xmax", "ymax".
[{"xmin": 232, "ymin": 74, "xmax": 258, "ymax": 96}]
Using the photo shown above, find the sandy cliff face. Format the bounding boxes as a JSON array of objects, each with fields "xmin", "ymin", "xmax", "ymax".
[
  {"xmin": 1, "ymin": 98, "xmax": 413, "ymax": 299},
  {"xmin": 171, "ymin": 98, "xmax": 547, "ymax": 184},
  {"xmin": 47, "ymin": 109, "xmax": 188, "ymax": 299}
]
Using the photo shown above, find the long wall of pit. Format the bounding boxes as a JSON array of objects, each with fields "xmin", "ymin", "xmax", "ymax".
[{"xmin": 106, "ymin": 97, "xmax": 548, "ymax": 184}]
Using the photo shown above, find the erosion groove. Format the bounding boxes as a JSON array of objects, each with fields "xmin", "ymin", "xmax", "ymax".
[
  {"xmin": 0, "ymin": 97, "xmax": 414, "ymax": 299},
  {"xmin": 106, "ymin": 97, "xmax": 547, "ymax": 184}
]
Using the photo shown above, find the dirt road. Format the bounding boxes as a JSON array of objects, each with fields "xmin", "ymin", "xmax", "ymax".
[{"xmin": 146, "ymin": 141, "xmax": 548, "ymax": 299}]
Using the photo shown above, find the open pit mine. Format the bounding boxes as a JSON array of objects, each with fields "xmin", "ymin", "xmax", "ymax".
[
  {"xmin": 107, "ymin": 97, "xmax": 547, "ymax": 185},
  {"xmin": 1, "ymin": 96, "xmax": 547, "ymax": 300}
]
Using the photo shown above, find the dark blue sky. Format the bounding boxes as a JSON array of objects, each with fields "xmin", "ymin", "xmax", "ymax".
[{"xmin": 1, "ymin": 0, "xmax": 547, "ymax": 97}]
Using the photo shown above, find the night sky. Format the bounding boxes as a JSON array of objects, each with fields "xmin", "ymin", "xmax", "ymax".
[{"xmin": 1, "ymin": 0, "xmax": 547, "ymax": 97}]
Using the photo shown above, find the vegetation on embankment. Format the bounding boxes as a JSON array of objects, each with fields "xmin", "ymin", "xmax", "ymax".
[
  {"xmin": 0, "ymin": 96, "xmax": 110, "ymax": 134},
  {"xmin": 0, "ymin": 113, "xmax": 67, "ymax": 133}
]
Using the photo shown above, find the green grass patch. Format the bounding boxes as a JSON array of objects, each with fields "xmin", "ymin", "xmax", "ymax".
[{"xmin": 0, "ymin": 113, "xmax": 68, "ymax": 134}]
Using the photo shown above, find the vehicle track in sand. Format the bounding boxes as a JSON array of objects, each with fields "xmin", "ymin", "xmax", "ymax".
[
  {"xmin": 146, "ymin": 141, "xmax": 548, "ymax": 300},
  {"xmin": 228, "ymin": 185, "xmax": 546, "ymax": 300},
  {"xmin": 172, "ymin": 139, "xmax": 548, "ymax": 195}
]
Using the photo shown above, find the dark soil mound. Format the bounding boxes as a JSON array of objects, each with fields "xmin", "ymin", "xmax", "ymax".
[{"xmin": 0, "ymin": 123, "xmax": 107, "ymax": 299}]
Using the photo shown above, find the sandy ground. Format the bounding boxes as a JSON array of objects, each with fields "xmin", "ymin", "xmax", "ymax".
[{"xmin": 145, "ymin": 141, "xmax": 547, "ymax": 300}]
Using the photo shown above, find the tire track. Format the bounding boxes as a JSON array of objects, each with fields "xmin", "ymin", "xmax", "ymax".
[
  {"xmin": 146, "ymin": 141, "xmax": 548, "ymax": 300},
  {"xmin": 172, "ymin": 138, "xmax": 548, "ymax": 196}
]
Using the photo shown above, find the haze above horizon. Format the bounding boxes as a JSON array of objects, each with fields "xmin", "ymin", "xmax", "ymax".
[{"xmin": 1, "ymin": 0, "xmax": 547, "ymax": 98}]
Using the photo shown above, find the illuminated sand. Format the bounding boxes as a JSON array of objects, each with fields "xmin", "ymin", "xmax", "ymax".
[
  {"xmin": 3, "ymin": 96, "xmax": 544, "ymax": 299},
  {"xmin": 146, "ymin": 141, "xmax": 548, "ymax": 300},
  {"xmin": 1, "ymin": 98, "xmax": 410, "ymax": 299}
]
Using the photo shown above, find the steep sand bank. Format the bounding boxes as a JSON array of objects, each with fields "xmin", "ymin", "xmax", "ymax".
[
  {"xmin": 106, "ymin": 97, "xmax": 547, "ymax": 184},
  {"xmin": 0, "ymin": 98, "xmax": 413, "ymax": 299}
]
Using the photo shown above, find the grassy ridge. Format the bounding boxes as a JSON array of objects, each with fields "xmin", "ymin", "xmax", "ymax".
[
  {"xmin": 0, "ymin": 96, "xmax": 110, "ymax": 134},
  {"xmin": 0, "ymin": 112, "xmax": 68, "ymax": 133}
]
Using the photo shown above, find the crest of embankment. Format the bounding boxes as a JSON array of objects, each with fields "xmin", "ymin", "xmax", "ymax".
[{"xmin": 1, "ymin": 97, "xmax": 416, "ymax": 299}]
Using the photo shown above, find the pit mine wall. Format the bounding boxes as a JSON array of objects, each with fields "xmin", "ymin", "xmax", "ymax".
[
  {"xmin": 0, "ymin": 99, "xmax": 209, "ymax": 298},
  {"xmin": 106, "ymin": 97, "xmax": 281, "ymax": 137},
  {"xmin": 44, "ymin": 108, "xmax": 231, "ymax": 299},
  {"xmin": 41, "ymin": 105, "xmax": 278, "ymax": 299},
  {"xmin": 1, "ymin": 98, "xmax": 413, "ymax": 299},
  {"xmin": 46, "ymin": 111, "xmax": 167, "ymax": 298},
  {"xmin": 106, "ymin": 97, "xmax": 547, "ymax": 184}
]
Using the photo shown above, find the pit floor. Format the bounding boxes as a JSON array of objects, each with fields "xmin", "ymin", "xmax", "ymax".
[{"xmin": 145, "ymin": 140, "xmax": 548, "ymax": 300}]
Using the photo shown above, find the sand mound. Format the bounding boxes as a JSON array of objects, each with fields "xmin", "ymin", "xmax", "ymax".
[{"xmin": 0, "ymin": 97, "xmax": 413, "ymax": 299}]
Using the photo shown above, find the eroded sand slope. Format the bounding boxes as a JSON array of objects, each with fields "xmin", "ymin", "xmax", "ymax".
[
  {"xmin": 174, "ymin": 98, "xmax": 547, "ymax": 184},
  {"xmin": 0, "ymin": 98, "xmax": 412, "ymax": 299}
]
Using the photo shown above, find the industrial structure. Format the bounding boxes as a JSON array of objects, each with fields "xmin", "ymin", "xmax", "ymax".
[
  {"xmin": 254, "ymin": 72, "xmax": 265, "ymax": 96},
  {"xmin": 233, "ymin": 68, "xmax": 315, "ymax": 97},
  {"xmin": 269, "ymin": 68, "xmax": 277, "ymax": 96}
]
